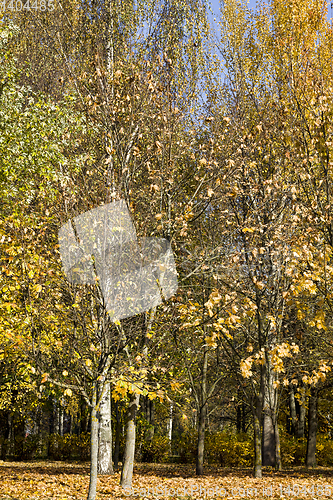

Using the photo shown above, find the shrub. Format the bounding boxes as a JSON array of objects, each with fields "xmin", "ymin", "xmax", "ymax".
[
  {"xmin": 141, "ymin": 435, "xmax": 170, "ymax": 463},
  {"xmin": 272, "ymin": 432, "xmax": 333, "ymax": 467},
  {"xmin": 279, "ymin": 432, "xmax": 307, "ymax": 466},
  {"xmin": 206, "ymin": 432, "xmax": 254, "ymax": 467},
  {"xmin": 76, "ymin": 432, "xmax": 91, "ymax": 461},
  {"xmin": 0, "ymin": 434, "xmax": 40, "ymax": 460},
  {"xmin": 314, "ymin": 434, "xmax": 333, "ymax": 466},
  {"xmin": 18, "ymin": 434, "xmax": 40, "ymax": 460},
  {"xmin": 48, "ymin": 433, "xmax": 90, "ymax": 461}
]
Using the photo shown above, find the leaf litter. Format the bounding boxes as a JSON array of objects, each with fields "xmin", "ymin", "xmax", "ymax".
[{"xmin": 1, "ymin": 461, "xmax": 333, "ymax": 499}]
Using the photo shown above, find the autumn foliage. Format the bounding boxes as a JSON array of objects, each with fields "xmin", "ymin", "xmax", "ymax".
[{"xmin": 2, "ymin": 0, "xmax": 333, "ymax": 498}]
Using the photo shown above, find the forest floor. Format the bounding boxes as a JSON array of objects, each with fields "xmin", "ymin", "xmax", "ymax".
[{"xmin": 0, "ymin": 461, "xmax": 333, "ymax": 499}]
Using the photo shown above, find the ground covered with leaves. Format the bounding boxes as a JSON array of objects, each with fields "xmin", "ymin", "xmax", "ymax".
[{"xmin": 1, "ymin": 461, "xmax": 333, "ymax": 499}]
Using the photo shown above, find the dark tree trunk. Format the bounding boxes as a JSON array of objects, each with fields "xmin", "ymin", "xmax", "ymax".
[
  {"xmin": 49, "ymin": 403, "xmax": 55, "ymax": 435},
  {"xmin": 306, "ymin": 387, "xmax": 318, "ymax": 467},
  {"xmin": 236, "ymin": 404, "xmax": 242, "ymax": 433},
  {"xmin": 262, "ymin": 374, "xmax": 276, "ymax": 467},
  {"xmin": 253, "ymin": 412, "xmax": 262, "ymax": 478},
  {"xmin": 262, "ymin": 411, "xmax": 275, "ymax": 466},
  {"xmin": 196, "ymin": 347, "xmax": 208, "ymax": 475},
  {"xmin": 6, "ymin": 412, "xmax": 15, "ymax": 459},
  {"xmin": 242, "ymin": 402, "xmax": 246, "ymax": 433},
  {"xmin": 114, "ymin": 400, "xmax": 121, "ymax": 470},
  {"xmin": 69, "ymin": 415, "xmax": 74, "ymax": 435},
  {"xmin": 296, "ymin": 389, "xmax": 306, "ymax": 438},
  {"xmin": 237, "ymin": 390, "xmax": 246, "ymax": 433},
  {"xmin": 120, "ymin": 392, "xmax": 140, "ymax": 489},
  {"xmin": 145, "ymin": 398, "xmax": 155, "ymax": 442},
  {"xmin": 81, "ymin": 399, "xmax": 89, "ymax": 434},
  {"xmin": 252, "ymin": 365, "xmax": 264, "ymax": 479},
  {"xmin": 289, "ymin": 385, "xmax": 297, "ymax": 436},
  {"xmin": 37, "ymin": 407, "xmax": 43, "ymax": 456},
  {"xmin": 262, "ymin": 363, "xmax": 280, "ymax": 468},
  {"xmin": 196, "ymin": 405, "xmax": 206, "ymax": 475}
]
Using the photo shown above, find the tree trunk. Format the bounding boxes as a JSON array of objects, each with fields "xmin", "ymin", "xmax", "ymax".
[
  {"xmin": 98, "ymin": 382, "xmax": 114, "ymax": 475},
  {"xmin": 120, "ymin": 392, "xmax": 140, "ymax": 489},
  {"xmin": 306, "ymin": 387, "xmax": 318, "ymax": 467},
  {"xmin": 289, "ymin": 385, "xmax": 297, "ymax": 436},
  {"xmin": 37, "ymin": 407, "xmax": 43, "ymax": 456},
  {"xmin": 114, "ymin": 400, "xmax": 121, "ymax": 470},
  {"xmin": 87, "ymin": 385, "xmax": 99, "ymax": 500},
  {"xmin": 81, "ymin": 399, "xmax": 89, "ymax": 434},
  {"xmin": 59, "ymin": 405, "xmax": 64, "ymax": 437},
  {"xmin": 262, "ymin": 411, "xmax": 275, "ymax": 466},
  {"xmin": 6, "ymin": 412, "xmax": 15, "ymax": 459},
  {"xmin": 237, "ymin": 390, "xmax": 246, "ymax": 433},
  {"xmin": 262, "ymin": 363, "xmax": 278, "ymax": 467},
  {"xmin": 274, "ymin": 421, "xmax": 282, "ymax": 470},
  {"xmin": 145, "ymin": 398, "xmax": 155, "ymax": 442},
  {"xmin": 54, "ymin": 403, "xmax": 60, "ymax": 434},
  {"xmin": 296, "ymin": 388, "xmax": 306, "ymax": 438},
  {"xmin": 167, "ymin": 402, "xmax": 173, "ymax": 454},
  {"xmin": 253, "ymin": 412, "xmax": 262, "ymax": 478},
  {"xmin": 236, "ymin": 404, "xmax": 242, "ymax": 433},
  {"xmin": 196, "ymin": 405, "xmax": 206, "ymax": 475},
  {"xmin": 196, "ymin": 347, "xmax": 208, "ymax": 475},
  {"xmin": 242, "ymin": 402, "xmax": 246, "ymax": 433}
]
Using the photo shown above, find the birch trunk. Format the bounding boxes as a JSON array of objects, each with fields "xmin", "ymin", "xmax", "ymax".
[
  {"xmin": 168, "ymin": 402, "xmax": 173, "ymax": 454},
  {"xmin": 120, "ymin": 392, "xmax": 140, "ymax": 489},
  {"xmin": 59, "ymin": 405, "xmax": 64, "ymax": 437},
  {"xmin": 87, "ymin": 385, "xmax": 99, "ymax": 500},
  {"xmin": 98, "ymin": 381, "xmax": 114, "ymax": 475}
]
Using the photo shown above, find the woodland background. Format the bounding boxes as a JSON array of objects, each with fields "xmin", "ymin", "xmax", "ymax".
[{"xmin": 1, "ymin": 0, "xmax": 333, "ymax": 498}]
